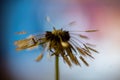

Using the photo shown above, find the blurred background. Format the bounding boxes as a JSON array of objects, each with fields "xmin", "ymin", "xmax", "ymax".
[{"xmin": 1, "ymin": 0, "xmax": 120, "ymax": 80}]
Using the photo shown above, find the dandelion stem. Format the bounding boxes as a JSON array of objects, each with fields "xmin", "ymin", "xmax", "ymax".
[{"xmin": 55, "ymin": 55, "xmax": 59, "ymax": 80}]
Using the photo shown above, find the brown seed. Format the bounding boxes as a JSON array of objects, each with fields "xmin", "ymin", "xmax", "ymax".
[
  {"xmin": 88, "ymin": 47, "xmax": 99, "ymax": 53},
  {"xmin": 77, "ymin": 47, "xmax": 86, "ymax": 56},
  {"xmin": 80, "ymin": 56, "xmax": 89, "ymax": 66},
  {"xmin": 63, "ymin": 56, "xmax": 72, "ymax": 67},
  {"xmin": 85, "ymin": 30, "xmax": 98, "ymax": 32},
  {"xmin": 79, "ymin": 34, "xmax": 89, "ymax": 39},
  {"xmin": 36, "ymin": 54, "xmax": 43, "ymax": 62}
]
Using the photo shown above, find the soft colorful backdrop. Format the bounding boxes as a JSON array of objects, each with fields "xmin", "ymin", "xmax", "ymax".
[{"xmin": 1, "ymin": 0, "xmax": 120, "ymax": 80}]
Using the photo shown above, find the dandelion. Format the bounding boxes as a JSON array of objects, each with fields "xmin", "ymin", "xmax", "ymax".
[{"xmin": 14, "ymin": 16, "xmax": 98, "ymax": 80}]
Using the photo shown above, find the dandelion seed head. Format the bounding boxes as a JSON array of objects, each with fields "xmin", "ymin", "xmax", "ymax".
[
  {"xmin": 45, "ymin": 29, "xmax": 70, "ymax": 42},
  {"xmin": 14, "ymin": 18, "xmax": 98, "ymax": 67}
]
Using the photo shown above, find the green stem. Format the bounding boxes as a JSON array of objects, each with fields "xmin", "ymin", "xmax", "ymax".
[{"xmin": 55, "ymin": 55, "xmax": 59, "ymax": 80}]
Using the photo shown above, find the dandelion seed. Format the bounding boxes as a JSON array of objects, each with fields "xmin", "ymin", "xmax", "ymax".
[
  {"xmin": 88, "ymin": 47, "xmax": 99, "ymax": 53},
  {"xmin": 46, "ymin": 16, "xmax": 51, "ymax": 22},
  {"xmin": 79, "ymin": 34, "xmax": 89, "ymax": 39},
  {"xmin": 63, "ymin": 56, "xmax": 72, "ymax": 67},
  {"xmin": 68, "ymin": 21, "xmax": 76, "ymax": 26},
  {"xmin": 85, "ymin": 30, "xmax": 99, "ymax": 32},
  {"xmin": 16, "ymin": 31, "xmax": 27, "ymax": 35},
  {"xmin": 36, "ymin": 53, "xmax": 43, "ymax": 62},
  {"xmin": 80, "ymin": 56, "xmax": 89, "ymax": 66}
]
